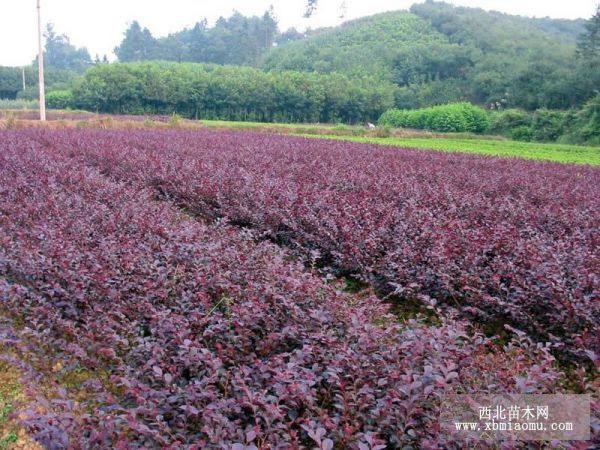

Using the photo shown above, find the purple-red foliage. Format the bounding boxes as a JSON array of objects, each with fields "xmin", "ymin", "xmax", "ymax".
[
  {"xmin": 0, "ymin": 131, "xmax": 564, "ymax": 448},
  {"xmin": 0, "ymin": 110, "xmax": 171, "ymax": 122},
  {"xmin": 32, "ymin": 128, "xmax": 599, "ymax": 361}
]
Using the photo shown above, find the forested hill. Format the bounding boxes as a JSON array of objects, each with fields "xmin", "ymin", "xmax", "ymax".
[
  {"xmin": 410, "ymin": 1, "xmax": 584, "ymax": 53},
  {"xmin": 412, "ymin": 1, "xmax": 586, "ymax": 46},
  {"xmin": 263, "ymin": 1, "xmax": 594, "ymax": 110},
  {"xmin": 264, "ymin": 12, "xmax": 447, "ymax": 78}
]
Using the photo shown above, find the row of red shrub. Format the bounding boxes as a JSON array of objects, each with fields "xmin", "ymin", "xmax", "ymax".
[
  {"xmin": 43, "ymin": 128, "xmax": 600, "ymax": 362},
  {"xmin": 0, "ymin": 131, "xmax": 565, "ymax": 448}
]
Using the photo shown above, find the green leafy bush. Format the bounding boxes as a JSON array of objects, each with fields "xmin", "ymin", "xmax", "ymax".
[
  {"xmin": 510, "ymin": 126, "xmax": 534, "ymax": 141},
  {"xmin": 530, "ymin": 109, "xmax": 566, "ymax": 142},
  {"xmin": 488, "ymin": 103, "xmax": 599, "ymax": 145},
  {"xmin": 490, "ymin": 108, "xmax": 567, "ymax": 142},
  {"xmin": 16, "ymin": 87, "xmax": 40, "ymax": 101},
  {"xmin": 46, "ymin": 90, "xmax": 74, "ymax": 110},
  {"xmin": 489, "ymin": 109, "xmax": 531, "ymax": 135},
  {"xmin": 379, "ymin": 102, "xmax": 490, "ymax": 133},
  {"xmin": 574, "ymin": 93, "xmax": 600, "ymax": 145}
]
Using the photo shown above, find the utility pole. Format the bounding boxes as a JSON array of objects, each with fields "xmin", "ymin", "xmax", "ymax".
[
  {"xmin": 37, "ymin": 0, "xmax": 46, "ymax": 121},
  {"xmin": 22, "ymin": 67, "xmax": 26, "ymax": 91}
]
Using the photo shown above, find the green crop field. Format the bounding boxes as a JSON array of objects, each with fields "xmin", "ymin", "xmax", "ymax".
[{"xmin": 306, "ymin": 135, "xmax": 600, "ymax": 166}]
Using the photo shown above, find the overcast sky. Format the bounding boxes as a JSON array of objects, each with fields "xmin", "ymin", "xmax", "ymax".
[{"xmin": 1, "ymin": 0, "xmax": 596, "ymax": 66}]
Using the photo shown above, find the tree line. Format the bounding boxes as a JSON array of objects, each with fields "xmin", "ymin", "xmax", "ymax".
[
  {"xmin": 0, "ymin": 65, "xmax": 76, "ymax": 100},
  {"xmin": 114, "ymin": 10, "xmax": 282, "ymax": 66},
  {"xmin": 70, "ymin": 62, "xmax": 396, "ymax": 124},
  {"xmin": 0, "ymin": 24, "xmax": 90, "ymax": 100}
]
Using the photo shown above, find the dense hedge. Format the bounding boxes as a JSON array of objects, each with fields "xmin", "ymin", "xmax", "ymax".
[
  {"xmin": 379, "ymin": 102, "xmax": 490, "ymax": 132},
  {"xmin": 70, "ymin": 62, "xmax": 397, "ymax": 123},
  {"xmin": 46, "ymin": 90, "xmax": 74, "ymax": 110}
]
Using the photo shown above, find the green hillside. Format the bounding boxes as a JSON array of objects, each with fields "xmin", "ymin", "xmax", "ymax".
[
  {"xmin": 264, "ymin": 1, "xmax": 594, "ymax": 111},
  {"xmin": 263, "ymin": 11, "xmax": 447, "ymax": 78},
  {"xmin": 411, "ymin": 1, "xmax": 583, "ymax": 53}
]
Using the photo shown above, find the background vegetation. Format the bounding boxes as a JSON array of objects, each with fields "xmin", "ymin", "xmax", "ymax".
[
  {"xmin": 377, "ymin": 95, "xmax": 600, "ymax": 145},
  {"xmin": 488, "ymin": 95, "xmax": 600, "ymax": 145},
  {"xmin": 115, "ymin": 11, "xmax": 278, "ymax": 66},
  {"xmin": 266, "ymin": 1, "xmax": 598, "ymax": 111},
  {"xmin": 70, "ymin": 62, "xmax": 396, "ymax": 123},
  {"xmin": 0, "ymin": 1, "xmax": 598, "ymax": 143}
]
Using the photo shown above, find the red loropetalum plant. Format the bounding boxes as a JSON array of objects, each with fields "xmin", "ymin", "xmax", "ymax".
[
  {"xmin": 34, "ymin": 128, "xmax": 599, "ymax": 363},
  {"xmin": 0, "ymin": 131, "xmax": 566, "ymax": 448}
]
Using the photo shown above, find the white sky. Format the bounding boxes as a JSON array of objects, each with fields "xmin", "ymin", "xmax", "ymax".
[{"xmin": 0, "ymin": 0, "xmax": 596, "ymax": 66}]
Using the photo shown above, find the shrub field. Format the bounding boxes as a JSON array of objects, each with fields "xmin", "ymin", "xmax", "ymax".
[
  {"xmin": 0, "ymin": 128, "xmax": 598, "ymax": 447},
  {"xmin": 43, "ymin": 129, "xmax": 599, "ymax": 358}
]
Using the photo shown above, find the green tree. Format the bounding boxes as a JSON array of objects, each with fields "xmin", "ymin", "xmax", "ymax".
[
  {"xmin": 114, "ymin": 11, "xmax": 278, "ymax": 67},
  {"xmin": 577, "ymin": 4, "xmax": 600, "ymax": 59},
  {"xmin": 42, "ymin": 24, "xmax": 92, "ymax": 72},
  {"xmin": 186, "ymin": 21, "xmax": 209, "ymax": 62},
  {"xmin": 574, "ymin": 93, "xmax": 600, "ymax": 144},
  {"xmin": 571, "ymin": 4, "xmax": 600, "ymax": 107},
  {"xmin": 114, "ymin": 21, "xmax": 159, "ymax": 62},
  {"xmin": 276, "ymin": 28, "xmax": 305, "ymax": 45}
]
